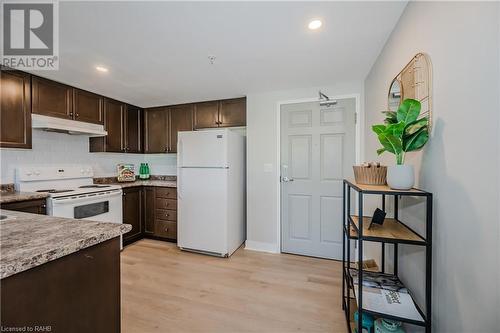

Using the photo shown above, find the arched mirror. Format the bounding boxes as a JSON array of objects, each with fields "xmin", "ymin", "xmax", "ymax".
[
  {"xmin": 388, "ymin": 78, "xmax": 402, "ymax": 111},
  {"xmin": 387, "ymin": 53, "xmax": 432, "ymax": 130}
]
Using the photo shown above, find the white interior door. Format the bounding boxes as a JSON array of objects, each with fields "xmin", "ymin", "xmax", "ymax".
[{"xmin": 280, "ymin": 98, "xmax": 356, "ymax": 259}]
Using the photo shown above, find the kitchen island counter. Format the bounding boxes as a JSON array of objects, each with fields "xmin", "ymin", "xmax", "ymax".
[{"xmin": 0, "ymin": 210, "xmax": 131, "ymax": 279}]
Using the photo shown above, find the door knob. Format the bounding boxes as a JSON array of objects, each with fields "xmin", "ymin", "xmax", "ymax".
[{"xmin": 281, "ymin": 176, "xmax": 294, "ymax": 182}]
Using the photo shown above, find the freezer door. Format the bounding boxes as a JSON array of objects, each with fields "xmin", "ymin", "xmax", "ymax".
[
  {"xmin": 177, "ymin": 167, "xmax": 228, "ymax": 255},
  {"xmin": 178, "ymin": 130, "xmax": 228, "ymax": 168}
]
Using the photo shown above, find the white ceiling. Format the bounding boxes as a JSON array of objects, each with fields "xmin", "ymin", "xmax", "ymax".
[{"xmin": 31, "ymin": 1, "xmax": 407, "ymax": 107}]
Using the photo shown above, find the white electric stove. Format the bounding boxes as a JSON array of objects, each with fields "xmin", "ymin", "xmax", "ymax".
[{"xmin": 16, "ymin": 166, "xmax": 123, "ymax": 246}]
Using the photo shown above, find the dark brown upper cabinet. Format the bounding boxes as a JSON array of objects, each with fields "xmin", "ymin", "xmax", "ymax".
[
  {"xmin": 90, "ymin": 99, "xmax": 126, "ymax": 153},
  {"xmin": 144, "ymin": 105, "xmax": 193, "ymax": 154},
  {"xmin": 0, "ymin": 68, "xmax": 32, "ymax": 149},
  {"xmin": 219, "ymin": 98, "xmax": 246, "ymax": 127},
  {"xmin": 193, "ymin": 97, "xmax": 246, "ymax": 129},
  {"xmin": 73, "ymin": 89, "xmax": 103, "ymax": 124},
  {"xmin": 124, "ymin": 105, "xmax": 142, "ymax": 153},
  {"xmin": 144, "ymin": 107, "xmax": 168, "ymax": 153},
  {"xmin": 169, "ymin": 104, "xmax": 193, "ymax": 153},
  {"xmin": 32, "ymin": 76, "xmax": 73, "ymax": 120},
  {"xmin": 104, "ymin": 99, "xmax": 125, "ymax": 152},
  {"xmin": 193, "ymin": 101, "xmax": 219, "ymax": 129}
]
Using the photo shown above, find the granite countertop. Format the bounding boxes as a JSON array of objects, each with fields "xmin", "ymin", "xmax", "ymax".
[
  {"xmin": 0, "ymin": 191, "xmax": 49, "ymax": 204},
  {"xmin": 0, "ymin": 210, "xmax": 131, "ymax": 279},
  {"xmin": 94, "ymin": 176, "xmax": 177, "ymax": 188},
  {"xmin": 113, "ymin": 179, "xmax": 177, "ymax": 188}
]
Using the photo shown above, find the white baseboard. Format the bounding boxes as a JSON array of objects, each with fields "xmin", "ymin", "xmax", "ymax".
[{"xmin": 244, "ymin": 240, "xmax": 280, "ymax": 254}]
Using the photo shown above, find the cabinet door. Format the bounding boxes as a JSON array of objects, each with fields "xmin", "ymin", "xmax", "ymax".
[
  {"xmin": 124, "ymin": 105, "xmax": 142, "ymax": 153},
  {"xmin": 143, "ymin": 187, "xmax": 155, "ymax": 236},
  {"xmin": 123, "ymin": 187, "xmax": 142, "ymax": 244},
  {"xmin": 104, "ymin": 99, "xmax": 125, "ymax": 152},
  {"xmin": 219, "ymin": 97, "xmax": 246, "ymax": 127},
  {"xmin": 73, "ymin": 89, "xmax": 103, "ymax": 124},
  {"xmin": 0, "ymin": 199, "xmax": 46, "ymax": 215},
  {"xmin": 32, "ymin": 76, "xmax": 73, "ymax": 119},
  {"xmin": 144, "ymin": 107, "xmax": 168, "ymax": 153},
  {"xmin": 1, "ymin": 238, "xmax": 120, "ymax": 333},
  {"xmin": 169, "ymin": 104, "xmax": 193, "ymax": 153},
  {"xmin": 0, "ymin": 69, "xmax": 31, "ymax": 149},
  {"xmin": 193, "ymin": 101, "xmax": 219, "ymax": 129}
]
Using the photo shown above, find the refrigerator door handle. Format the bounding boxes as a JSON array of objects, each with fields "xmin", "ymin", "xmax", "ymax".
[
  {"xmin": 178, "ymin": 168, "xmax": 183, "ymax": 200},
  {"xmin": 177, "ymin": 137, "xmax": 183, "ymax": 167},
  {"xmin": 177, "ymin": 137, "xmax": 183, "ymax": 200}
]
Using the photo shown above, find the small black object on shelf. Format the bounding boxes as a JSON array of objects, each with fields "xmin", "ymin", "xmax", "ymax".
[{"xmin": 369, "ymin": 208, "xmax": 386, "ymax": 229}]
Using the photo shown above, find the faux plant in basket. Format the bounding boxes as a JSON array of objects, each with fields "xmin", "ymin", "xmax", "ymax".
[{"xmin": 372, "ymin": 99, "xmax": 429, "ymax": 190}]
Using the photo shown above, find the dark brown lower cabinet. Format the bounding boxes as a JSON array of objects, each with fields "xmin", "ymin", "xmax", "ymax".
[
  {"xmin": 122, "ymin": 186, "xmax": 177, "ymax": 246},
  {"xmin": 155, "ymin": 220, "xmax": 177, "ymax": 239},
  {"xmin": 0, "ymin": 199, "xmax": 47, "ymax": 215},
  {"xmin": 1, "ymin": 238, "xmax": 121, "ymax": 333},
  {"xmin": 122, "ymin": 187, "xmax": 143, "ymax": 245},
  {"xmin": 152, "ymin": 187, "xmax": 177, "ymax": 241},
  {"xmin": 143, "ymin": 187, "xmax": 155, "ymax": 236}
]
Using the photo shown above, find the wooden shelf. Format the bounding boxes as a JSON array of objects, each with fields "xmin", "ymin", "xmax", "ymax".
[
  {"xmin": 349, "ymin": 215, "xmax": 426, "ymax": 245},
  {"xmin": 344, "ymin": 179, "xmax": 430, "ymax": 196}
]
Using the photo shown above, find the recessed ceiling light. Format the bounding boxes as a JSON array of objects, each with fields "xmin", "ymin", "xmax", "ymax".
[
  {"xmin": 308, "ymin": 19, "xmax": 322, "ymax": 30},
  {"xmin": 95, "ymin": 66, "xmax": 108, "ymax": 73}
]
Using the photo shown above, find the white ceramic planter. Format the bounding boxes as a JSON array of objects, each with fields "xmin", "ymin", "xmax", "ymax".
[{"xmin": 387, "ymin": 165, "xmax": 414, "ymax": 190}]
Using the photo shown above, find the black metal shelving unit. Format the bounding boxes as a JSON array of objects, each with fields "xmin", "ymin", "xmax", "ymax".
[{"xmin": 342, "ymin": 179, "xmax": 433, "ymax": 333}]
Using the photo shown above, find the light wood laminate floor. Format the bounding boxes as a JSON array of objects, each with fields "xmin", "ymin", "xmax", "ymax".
[{"xmin": 121, "ymin": 239, "xmax": 346, "ymax": 333}]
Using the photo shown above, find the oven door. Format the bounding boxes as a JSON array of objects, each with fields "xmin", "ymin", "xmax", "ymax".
[{"xmin": 49, "ymin": 189, "xmax": 123, "ymax": 224}]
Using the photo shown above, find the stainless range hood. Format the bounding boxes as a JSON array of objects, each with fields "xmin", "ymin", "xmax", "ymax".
[{"xmin": 32, "ymin": 114, "xmax": 107, "ymax": 136}]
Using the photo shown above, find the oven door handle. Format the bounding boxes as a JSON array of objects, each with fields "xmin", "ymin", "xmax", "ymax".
[{"xmin": 51, "ymin": 190, "xmax": 122, "ymax": 204}]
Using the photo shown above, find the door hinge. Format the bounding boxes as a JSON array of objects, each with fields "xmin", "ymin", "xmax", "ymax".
[{"xmin": 354, "ymin": 112, "xmax": 358, "ymax": 124}]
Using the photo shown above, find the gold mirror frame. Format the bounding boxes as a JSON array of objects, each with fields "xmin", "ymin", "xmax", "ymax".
[{"xmin": 388, "ymin": 53, "xmax": 433, "ymax": 130}]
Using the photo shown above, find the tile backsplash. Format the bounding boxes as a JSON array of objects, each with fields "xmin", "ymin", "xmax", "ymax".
[{"xmin": 0, "ymin": 130, "xmax": 177, "ymax": 183}]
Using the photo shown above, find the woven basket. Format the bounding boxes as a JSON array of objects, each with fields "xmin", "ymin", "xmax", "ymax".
[{"xmin": 353, "ymin": 165, "xmax": 387, "ymax": 185}]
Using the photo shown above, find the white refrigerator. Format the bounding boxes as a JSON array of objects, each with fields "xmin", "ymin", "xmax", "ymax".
[{"xmin": 177, "ymin": 129, "xmax": 246, "ymax": 257}]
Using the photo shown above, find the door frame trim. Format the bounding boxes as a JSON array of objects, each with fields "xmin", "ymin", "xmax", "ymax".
[{"xmin": 276, "ymin": 93, "xmax": 363, "ymax": 254}]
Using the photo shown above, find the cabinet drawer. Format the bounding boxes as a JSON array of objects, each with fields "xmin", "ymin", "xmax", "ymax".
[
  {"xmin": 155, "ymin": 220, "xmax": 177, "ymax": 239},
  {"xmin": 155, "ymin": 187, "xmax": 177, "ymax": 199},
  {"xmin": 156, "ymin": 209, "xmax": 177, "ymax": 222},
  {"xmin": 155, "ymin": 198, "xmax": 177, "ymax": 210}
]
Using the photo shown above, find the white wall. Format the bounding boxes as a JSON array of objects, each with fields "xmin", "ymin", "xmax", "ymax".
[
  {"xmin": 245, "ymin": 82, "xmax": 363, "ymax": 252},
  {"xmin": 364, "ymin": 2, "xmax": 500, "ymax": 332},
  {"xmin": 0, "ymin": 130, "xmax": 177, "ymax": 183}
]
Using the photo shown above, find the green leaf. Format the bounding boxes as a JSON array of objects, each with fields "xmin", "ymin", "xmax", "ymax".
[
  {"xmin": 372, "ymin": 124, "xmax": 386, "ymax": 135},
  {"xmin": 386, "ymin": 121, "xmax": 406, "ymax": 137},
  {"xmin": 404, "ymin": 127, "xmax": 429, "ymax": 152},
  {"xmin": 382, "ymin": 111, "xmax": 397, "ymax": 124},
  {"xmin": 404, "ymin": 117, "xmax": 428, "ymax": 137},
  {"xmin": 397, "ymin": 99, "xmax": 421, "ymax": 124},
  {"xmin": 376, "ymin": 148, "xmax": 386, "ymax": 155},
  {"xmin": 378, "ymin": 132, "xmax": 402, "ymax": 155}
]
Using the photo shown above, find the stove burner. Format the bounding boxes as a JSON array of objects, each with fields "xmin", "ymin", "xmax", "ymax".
[
  {"xmin": 78, "ymin": 185, "xmax": 111, "ymax": 189},
  {"xmin": 36, "ymin": 189, "xmax": 75, "ymax": 194}
]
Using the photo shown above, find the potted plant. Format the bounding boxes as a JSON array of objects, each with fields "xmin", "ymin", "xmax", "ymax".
[{"xmin": 372, "ymin": 99, "xmax": 429, "ymax": 190}]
